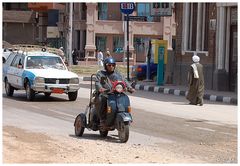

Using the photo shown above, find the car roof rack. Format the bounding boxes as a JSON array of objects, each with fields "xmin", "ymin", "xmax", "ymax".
[{"xmin": 12, "ymin": 44, "xmax": 62, "ymax": 56}]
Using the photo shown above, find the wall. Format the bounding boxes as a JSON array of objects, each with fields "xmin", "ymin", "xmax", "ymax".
[
  {"xmin": 173, "ymin": 3, "xmax": 217, "ymax": 90},
  {"xmin": 3, "ymin": 23, "xmax": 36, "ymax": 44}
]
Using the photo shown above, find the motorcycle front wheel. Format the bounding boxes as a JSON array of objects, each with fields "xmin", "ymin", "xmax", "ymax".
[
  {"xmin": 118, "ymin": 123, "xmax": 129, "ymax": 143},
  {"xmin": 74, "ymin": 113, "xmax": 85, "ymax": 137}
]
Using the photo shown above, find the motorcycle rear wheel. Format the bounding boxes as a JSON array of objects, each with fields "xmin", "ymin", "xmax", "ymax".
[
  {"xmin": 118, "ymin": 124, "xmax": 129, "ymax": 143},
  {"xmin": 74, "ymin": 114, "xmax": 85, "ymax": 136},
  {"xmin": 99, "ymin": 130, "xmax": 108, "ymax": 137}
]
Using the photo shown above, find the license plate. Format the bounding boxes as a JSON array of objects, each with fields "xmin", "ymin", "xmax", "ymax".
[{"xmin": 52, "ymin": 88, "xmax": 64, "ymax": 94}]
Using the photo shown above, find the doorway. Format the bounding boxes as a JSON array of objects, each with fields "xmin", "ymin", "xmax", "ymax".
[{"xmin": 229, "ymin": 25, "xmax": 237, "ymax": 92}]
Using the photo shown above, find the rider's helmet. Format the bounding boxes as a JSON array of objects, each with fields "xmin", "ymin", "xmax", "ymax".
[{"xmin": 104, "ymin": 57, "xmax": 116, "ymax": 71}]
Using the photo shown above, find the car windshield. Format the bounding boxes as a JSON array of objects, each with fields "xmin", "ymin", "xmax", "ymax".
[{"xmin": 26, "ymin": 56, "xmax": 66, "ymax": 70}]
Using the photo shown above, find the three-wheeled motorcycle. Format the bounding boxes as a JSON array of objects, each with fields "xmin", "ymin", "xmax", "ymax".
[{"xmin": 74, "ymin": 73, "xmax": 133, "ymax": 143}]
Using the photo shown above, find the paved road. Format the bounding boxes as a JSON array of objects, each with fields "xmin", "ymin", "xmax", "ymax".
[{"xmin": 2, "ymin": 82, "xmax": 238, "ymax": 163}]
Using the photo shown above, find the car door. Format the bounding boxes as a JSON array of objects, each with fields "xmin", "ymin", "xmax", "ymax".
[
  {"xmin": 7, "ymin": 54, "xmax": 21, "ymax": 87},
  {"xmin": 15, "ymin": 55, "xmax": 25, "ymax": 88},
  {"xmin": 3, "ymin": 52, "xmax": 17, "ymax": 81}
]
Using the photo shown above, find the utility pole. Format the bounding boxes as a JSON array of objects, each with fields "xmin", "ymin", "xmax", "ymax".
[
  {"xmin": 120, "ymin": 2, "xmax": 135, "ymax": 81},
  {"xmin": 123, "ymin": 18, "xmax": 127, "ymax": 67},
  {"xmin": 68, "ymin": 3, "xmax": 73, "ymax": 66},
  {"xmin": 126, "ymin": 14, "xmax": 130, "ymax": 81}
]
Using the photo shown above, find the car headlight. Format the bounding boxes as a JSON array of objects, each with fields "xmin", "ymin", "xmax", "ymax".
[
  {"xmin": 69, "ymin": 78, "xmax": 79, "ymax": 84},
  {"xmin": 34, "ymin": 77, "xmax": 45, "ymax": 84}
]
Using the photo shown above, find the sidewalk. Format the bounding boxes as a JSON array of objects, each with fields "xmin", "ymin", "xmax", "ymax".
[
  {"xmin": 133, "ymin": 80, "xmax": 237, "ymax": 105},
  {"xmin": 81, "ymin": 76, "xmax": 237, "ymax": 105}
]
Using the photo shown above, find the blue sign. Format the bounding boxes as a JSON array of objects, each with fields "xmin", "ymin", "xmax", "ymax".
[{"xmin": 120, "ymin": 2, "xmax": 135, "ymax": 15}]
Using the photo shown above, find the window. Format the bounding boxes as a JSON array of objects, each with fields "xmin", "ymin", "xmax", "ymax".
[
  {"xmin": 96, "ymin": 36, "xmax": 107, "ymax": 52},
  {"xmin": 4, "ymin": 3, "xmax": 29, "ymax": 11},
  {"xmin": 48, "ymin": 10, "xmax": 59, "ymax": 26},
  {"xmin": 81, "ymin": 3, "xmax": 87, "ymax": 20},
  {"xmin": 11, "ymin": 55, "xmax": 21, "ymax": 67},
  {"xmin": 134, "ymin": 37, "xmax": 149, "ymax": 53},
  {"xmin": 113, "ymin": 36, "xmax": 124, "ymax": 53},
  {"xmin": 137, "ymin": 3, "xmax": 161, "ymax": 22},
  {"xmin": 98, "ymin": 3, "xmax": 121, "ymax": 21},
  {"xmin": 98, "ymin": 3, "xmax": 108, "ymax": 20},
  {"xmin": 182, "ymin": 3, "xmax": 209, "ymax": 52}
]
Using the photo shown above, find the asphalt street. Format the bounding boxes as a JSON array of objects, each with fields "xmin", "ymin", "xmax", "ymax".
[{"xmin": 2, "ymin": 81, "xmax": 238, "ymax": 163}]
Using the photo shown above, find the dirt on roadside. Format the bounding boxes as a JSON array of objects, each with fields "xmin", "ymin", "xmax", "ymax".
[{"xmin": 3, "ymin": 125, "xmax": 204, "ymax": 164}]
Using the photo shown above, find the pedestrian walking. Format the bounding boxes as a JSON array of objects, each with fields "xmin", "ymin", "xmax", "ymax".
[
  {"xmin": 97, "ymin": 49, "xmax": 103, "ymax": 67},
  {"xmin": 186, "ymin": 54, "xmax": 204, "ymax": 106},
  {"xmin": 72, "ymin": 48, "xmax": 78, "ymax": 65},
  {"xmin": 106, "ymin": 50, "xmax": 112, "ymax": 58}
]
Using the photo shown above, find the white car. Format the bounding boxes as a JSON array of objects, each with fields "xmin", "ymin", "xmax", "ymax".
[
  {"xmin": 3, "ymin": 49, "xmax": 80, "ymax": 101},
  {"xmin": 2, "ymin": 48, "xmax": 13, "ymax": 63}
]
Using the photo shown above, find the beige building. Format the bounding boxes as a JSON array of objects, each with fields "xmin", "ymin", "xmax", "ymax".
[{"xmin": 57, "ymin": 3, "xmax": 176, "ymax": 63}]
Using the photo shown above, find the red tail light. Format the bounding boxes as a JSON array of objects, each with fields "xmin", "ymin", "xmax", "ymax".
[{"xmin": 136, "ymin": 67, "xmax": 142, "ymax": 72}]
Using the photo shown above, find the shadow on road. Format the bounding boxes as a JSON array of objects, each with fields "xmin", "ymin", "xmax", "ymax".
[
  {"xmin": 2, "ymin": 93, "xmax": 70, "ymax": 102},
  {"xmin": 69, "ymin": 133, "xmax": 123, "ymax": 143}
]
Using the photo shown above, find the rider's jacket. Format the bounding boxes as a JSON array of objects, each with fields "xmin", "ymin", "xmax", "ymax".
[{"xmin": 95, "ymin": 70, "xmax": 132, "ymax": 92}]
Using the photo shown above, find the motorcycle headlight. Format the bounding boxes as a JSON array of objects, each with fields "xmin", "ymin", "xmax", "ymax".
[
  {"xmin": 115, "ymin": 84, "xmax": 124, "ymax": 93},
  {"xmin": 69, "ymin": 78, "xmax": 79, "ymax": 84},
  {"xmin": 34, "ymin": 77, "xmax": 44, "ymax": 84}
]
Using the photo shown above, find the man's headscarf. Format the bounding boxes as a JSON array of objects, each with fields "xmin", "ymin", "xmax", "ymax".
[{"xmin": 192, "ymin": 55, "xmax": 200, "ymax": 63}]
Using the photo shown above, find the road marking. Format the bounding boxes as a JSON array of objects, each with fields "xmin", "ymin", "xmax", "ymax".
[
  {"xmin": 135, "ymin": 84, "xmax": 140, "ymax": 90},
  {"xmin": 144, "ymin": 85, "xmax": 149, "ymax": 91},
  {"xmin": 31, "ymin": 105, "xmax": 41, "ymax": 109},
  {"xmin": 164, "ymin": 88, "xmax": 169, "ymax": 94},
  {"xmin": 194, "ymin": 127, "xmax": 215, "ymax": 132},
  {"xmin": 154, "ymin": 86, "xmax": 159, "ymax": 92},
  {"xmin": 210, "ymin": 95, "xmax": 217, "ymax": 101},
  {"xmin": 30, "ymin": 105, "xmax": 75, "ymax": 118},
  {"xmin": 223, "ymin": 97, "xmax": 231, "ymax": 103},
  {"xmin": 174, "ymin": 89, "xmax": 180, "ymax": 96},
  {"xmin": 47, "ymin": 109, "xmax": 76, "ymax": 118}
]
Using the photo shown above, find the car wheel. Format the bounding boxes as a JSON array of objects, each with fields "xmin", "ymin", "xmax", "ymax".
[
  {"xmin": 26, "ymin": 81, "xmax": 35, "ymax": 101},
  {"xmin": 68, "ymin": 91, "xmax": 78, "ymax": 101},
  {"xmin": 44, "ymin": 92, "xmax": 51, "ymax": 97},
  {"xmin": 5, "ymin": 79, "xmax": 14, "ymax": 96}
]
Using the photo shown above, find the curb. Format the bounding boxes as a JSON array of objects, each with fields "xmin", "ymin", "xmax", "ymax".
[
  {"xmin": 132, "ymin": 84, "xmax": 237, "ymax": 105},
  {"xmin": 81, "ymin": 77, "xmax": 237, "ymax": 105}
]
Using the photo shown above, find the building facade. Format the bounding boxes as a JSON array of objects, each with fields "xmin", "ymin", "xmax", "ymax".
[
  {"xmin": 173, "ymin": 3, "xmax": 237, "ymax": 92},
  {"xmin": 2, "ymin": 3, "xmax": 37, "ymax": 45},
  {"xmin": 2, "ymin": 3, "xmax": 64, "ymax": 47},
  {"xmin": 3, "ymin": 2, "xmax": 236, "ymax": 92},
  {"xmin": 57, "ymin": 3, "xmax": 176, "ymax": 63}
]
